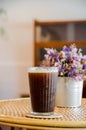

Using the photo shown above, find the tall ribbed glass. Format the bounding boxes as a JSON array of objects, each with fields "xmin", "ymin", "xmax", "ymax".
[{"xmin": 28, "ymin": 67, "xmax": 58, "ymax": 116}]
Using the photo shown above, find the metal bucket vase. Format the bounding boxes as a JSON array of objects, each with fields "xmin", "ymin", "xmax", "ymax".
[{"xmin": 56, "ymin": 77, "xmax": 83, "ymax": 107}]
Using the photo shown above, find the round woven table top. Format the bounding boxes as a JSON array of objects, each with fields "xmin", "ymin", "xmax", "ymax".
[{"xmin": 0, "ymin": 98, "xmax": 86, "ymax": 129}]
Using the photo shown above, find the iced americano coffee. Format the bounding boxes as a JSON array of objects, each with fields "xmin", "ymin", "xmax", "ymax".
[{"xmin": 28, "ymin": 67, "xmax": 58, "ymax": 116}]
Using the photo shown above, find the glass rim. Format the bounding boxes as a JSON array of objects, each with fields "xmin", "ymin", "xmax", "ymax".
[{"xmin": 27, "ymin": 67, "xmax": 58, "ymax": 73}]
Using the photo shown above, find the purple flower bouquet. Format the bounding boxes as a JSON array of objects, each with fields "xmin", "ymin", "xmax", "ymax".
[{"xmin": 41, "ymin": 44, "xmax": 86, "ymax": 80}]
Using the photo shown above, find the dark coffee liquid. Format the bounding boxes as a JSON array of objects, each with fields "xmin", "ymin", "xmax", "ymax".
[{"xmin": 28, "ymin": 72, "xmax": 57, "ymax": 113}]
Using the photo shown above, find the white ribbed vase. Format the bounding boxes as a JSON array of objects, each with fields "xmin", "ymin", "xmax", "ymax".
[{"xmin": 56, "ymin": 77, "xmax": 83, "ymax": 107}]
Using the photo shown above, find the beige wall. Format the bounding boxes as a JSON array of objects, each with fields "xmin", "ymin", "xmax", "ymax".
[
  {"xmin": 0, "ymin": 0, "xmax": 86, "ymax": 99},
  {"xmin": 0, "ymin": 23, "xmax": 33, "ymax": 99}
]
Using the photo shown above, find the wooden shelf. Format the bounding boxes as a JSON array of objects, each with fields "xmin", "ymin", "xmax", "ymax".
[{"xmin": 34, "ymin": 20, "xmax": 86, "ymax": 66}]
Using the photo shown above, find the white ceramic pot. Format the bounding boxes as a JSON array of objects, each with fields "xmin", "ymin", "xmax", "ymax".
[{"xmin": 56, "ymin": 77, "xmax": 83, "ymax": 107}]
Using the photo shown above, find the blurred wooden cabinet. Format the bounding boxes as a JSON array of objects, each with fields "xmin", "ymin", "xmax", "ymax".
[{"xmin": 34, "ymin": 20, "xmax": 86, "ymax": 66}]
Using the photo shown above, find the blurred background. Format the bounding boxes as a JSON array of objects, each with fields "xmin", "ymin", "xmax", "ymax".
[{"xmin": 0, "ymin": 0, "xmax": 86, "ymax": 99}]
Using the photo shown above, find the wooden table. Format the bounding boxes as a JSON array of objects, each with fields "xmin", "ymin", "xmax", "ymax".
[{"xmin": 0, "ymin": 98, "xmax": 86, "ymax": 130}]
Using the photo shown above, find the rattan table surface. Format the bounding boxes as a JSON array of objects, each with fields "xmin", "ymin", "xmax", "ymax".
[{"xmin": 0, "ymin": 98, "xmax": 86, "ymax": 129}]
